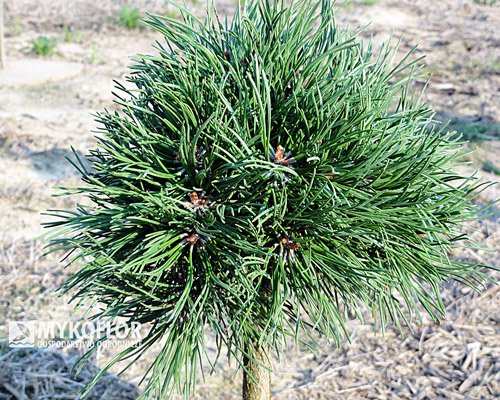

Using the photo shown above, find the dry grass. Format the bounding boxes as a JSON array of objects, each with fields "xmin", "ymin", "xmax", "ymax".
[
  {"xmin": 0, "ymin": 0, "xmax": 499, "ymax": 399},
  {"xmin": 4, "ymin": 0, "xmax": 173, "ymax": 30},
  {"xmin": 0, "ymin": 345, "xmax": 139, "ymax": 400}
]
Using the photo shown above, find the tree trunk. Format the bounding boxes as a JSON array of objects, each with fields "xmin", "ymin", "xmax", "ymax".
[
  {"xmin": 0, "ymin": 0, "xmax": 6, "ymax": 69},
  {"xmin": 242, "ymin": 342, "xmax": 271, "ymax": 400}
]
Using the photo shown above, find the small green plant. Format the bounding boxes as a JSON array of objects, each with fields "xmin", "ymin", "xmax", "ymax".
[
  {"xmin": 63, "ymin": 25, "xmax": 83, "ymax": 43},
  {"xmin": 363, "ymin": 0, "xmax": 380, "ymax": 4},
  {"xmin": 31, "ymin": 36, "xmax": 57, "ymax": 56},
  {"xmin": 448, "ymin": 118, "xmax": 500, "ymax": 142},
  {"xmin": 13, "ymin": 16, "xmax": 21, "ymax": 36},
  {"xmin": 88, "ymin": 43, "xmax": 99, "ymax": 64},
  {"xmin": 162, "ymin": 8, "xmax": 180, "ymax": 19},
  {"xmin": 492, "ymin": 59, "xmax": 500, "ymax": 72},
  {"xmin": 487, "ymin": 55, "xmax": 500, "ymax": 72},
  {"xmin": 118, "ymin": 6, "xmax": 141, "ymax": 29},
  {"xmin": 474, "ymin": 0, "xmax": 498, "ymax": 4},
  {"xmin": 343, "ymin": 0, "xmax": 354, "ymax": 10}
]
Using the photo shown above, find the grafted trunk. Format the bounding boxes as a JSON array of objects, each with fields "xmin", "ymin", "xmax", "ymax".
[{"xmin": 242, "ymin": 342, "xmax": 271, "ymax": 400}]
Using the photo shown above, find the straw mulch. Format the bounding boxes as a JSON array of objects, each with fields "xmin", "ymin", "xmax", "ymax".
[
  {"xmin": 0, "ymin": 0, "xmax": 498, "ymax": 399},
  {"xmin": 0, "ymin": 345, "xmax": 139, "ymax": 400}
]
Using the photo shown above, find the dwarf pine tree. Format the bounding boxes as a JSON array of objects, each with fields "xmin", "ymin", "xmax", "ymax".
[{"xmin": 43, "ymin": 0, "xmax": 494, "ymax": 398}]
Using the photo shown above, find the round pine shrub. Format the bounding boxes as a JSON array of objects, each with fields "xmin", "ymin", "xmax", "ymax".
[{"xmin": 43, "ymin": 0, "xmax": 494, "ymax": 398}]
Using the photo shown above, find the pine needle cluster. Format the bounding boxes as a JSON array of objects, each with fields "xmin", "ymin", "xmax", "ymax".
[{"xmin": 43, "ymin": 0, "xmax": 494, "ymax": 398}]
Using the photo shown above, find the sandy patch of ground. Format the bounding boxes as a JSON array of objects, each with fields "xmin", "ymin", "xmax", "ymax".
[{"xmin": 0, "ymin": 60, "xmax": 83, "ymax": 87}]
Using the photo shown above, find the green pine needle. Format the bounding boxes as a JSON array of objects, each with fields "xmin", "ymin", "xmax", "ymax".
[{"xmin": 41, "ymin": 0, "xmax": 496, "ymax": 398}]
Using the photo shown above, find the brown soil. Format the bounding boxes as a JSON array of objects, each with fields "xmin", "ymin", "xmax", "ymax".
[{"xmin": 0, "ymin": 0, "xmax": 498, "ymax": 399}]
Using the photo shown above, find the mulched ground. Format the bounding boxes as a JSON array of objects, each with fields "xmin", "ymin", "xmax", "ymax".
[{"xmin": 0, "ymin": 0, "xmax": 498, "ymax": 399}]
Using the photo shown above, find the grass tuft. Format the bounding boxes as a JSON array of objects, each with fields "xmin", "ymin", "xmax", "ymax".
[
  {"xmin": 118, "ymin": 6, "xmax": 142, "ymax": 29},
  {"xmin": 31, "ymin": 36, "xmax": 57, "ymax": 56}
]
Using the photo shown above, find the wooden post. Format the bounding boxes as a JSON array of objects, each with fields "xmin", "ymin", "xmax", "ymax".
[
  {"xmin": 242, "ymin": 342, "xmax": 271, "ymax": 400},
  {"xmin": 0, "ymin": 0, "xmax": 6, "ymax": 69}
]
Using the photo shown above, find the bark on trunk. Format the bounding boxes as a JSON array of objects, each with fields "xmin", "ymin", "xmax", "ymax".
[
  {"xmin": 0, "ymin": 0, "xmax": 6, "ymax": 69},
  {"xmin": 242, "ymin": 342, "xmax": 271, "ymax": 400}
]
